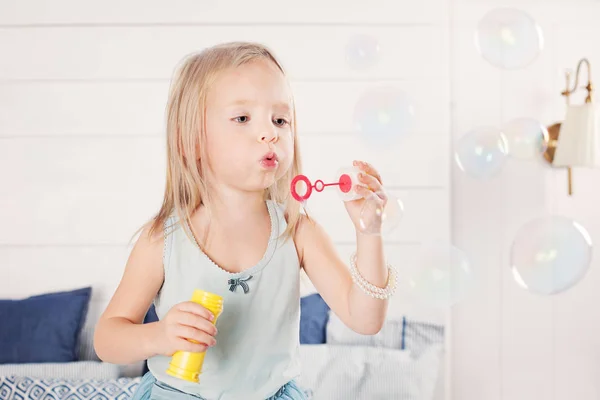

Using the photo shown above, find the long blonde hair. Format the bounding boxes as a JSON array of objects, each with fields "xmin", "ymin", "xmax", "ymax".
[{"xmin": 141, "ymin": 42, "xmax": 302, "ymax": 244}]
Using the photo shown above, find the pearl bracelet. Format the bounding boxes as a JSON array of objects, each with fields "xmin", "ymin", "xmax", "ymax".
[{"xmin": 349, "ymin": 252, "xmax": 397, "ymax": 299}]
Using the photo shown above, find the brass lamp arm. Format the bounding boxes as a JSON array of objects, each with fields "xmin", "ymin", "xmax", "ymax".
[{"xmin": 562, "ymin": 58, "xmax": 593, "ymax": 104}]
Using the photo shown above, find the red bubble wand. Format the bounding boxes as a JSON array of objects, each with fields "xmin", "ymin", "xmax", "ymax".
[
  {"xmin": 290, "ymin": 167, "xmax": 404, "ymax": 237},
  {"xmin": 290, "ymin": 172, "xmax": 355, "ymax": 202}
]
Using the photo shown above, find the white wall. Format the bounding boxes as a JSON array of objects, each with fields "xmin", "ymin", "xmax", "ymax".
[
  {"xmin": 3, "ymin": 0, "xmax": 600, "ymax": 399},
  {"xmin": 0, "ymin": 1, "xmax": 451, "ymax": 300},
  {"xmin": 451, "ymin": 1, "xmax": 600, "ymax": 400}
]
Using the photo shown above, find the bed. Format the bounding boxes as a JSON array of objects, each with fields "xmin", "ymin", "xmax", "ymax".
[{"xmin": 0, "ymin": 273, "xmax": 446, "ymax": 400}]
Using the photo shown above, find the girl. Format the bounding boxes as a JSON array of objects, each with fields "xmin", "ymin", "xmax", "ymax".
[{"xmin": 94, "ymin": 42, "xmax": 396, "ymax": 400}]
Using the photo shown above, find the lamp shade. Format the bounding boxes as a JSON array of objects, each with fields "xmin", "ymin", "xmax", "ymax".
[{"xmin": 552, "ymin": 102, "xmax": 600, "ymax": 168}]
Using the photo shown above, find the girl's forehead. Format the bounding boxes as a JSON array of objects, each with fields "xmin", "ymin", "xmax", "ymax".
[{"xmin": 209, "ymin": 60, "xmax": 293, "ymax": 107}]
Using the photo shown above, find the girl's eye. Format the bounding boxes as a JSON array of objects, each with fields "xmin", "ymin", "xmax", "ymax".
[
  {"xmin": 274, "ymin": 118, "xmax": 289, "ymax": 127},
  {"xmin": 234, "ymin": 116, "xmax": 249, "ymax": 123}
]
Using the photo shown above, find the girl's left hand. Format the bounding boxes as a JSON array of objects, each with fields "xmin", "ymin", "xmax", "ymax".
[{"xmin": 344, "ymin": 160, "xmax": 388, "ymax": 233}]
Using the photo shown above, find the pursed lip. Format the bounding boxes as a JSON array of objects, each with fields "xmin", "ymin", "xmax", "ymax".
[
  {"xmin": 260, "ymin": 151, "xmax": 279, "ymax": 169},
  {"xmin": 260, "ymin": 151, "xmax": 279, "ymax": 162}
]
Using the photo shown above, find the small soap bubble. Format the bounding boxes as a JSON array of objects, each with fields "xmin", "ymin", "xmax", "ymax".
[
  {"xmin": 475, "ymin": 8, "xmax": 544, "ymax": 69},
  {"xmin": 353, "ymin": 86, "xmax": 415, "ymax": 147},
  {"xmin": 455, "ymin": 126, "xmax": 508, "ymax": 179},
  {"xmin": 406, "ymin": 242, "xmax": 476, "ymax": 308},
  {"xmin": 358, "ymin": 192, "xmax": 404, "ymax": 236},
  {"xmin": 510, "ymin": 216, "xmax": 592, "ymax": 295},
  {"xmin": 501, "ymin": 117, "xmax": 549, "ymax": 161},
  {"xmin": 345, "ymin": 34, "xmax": 380, "ymax": 71}
]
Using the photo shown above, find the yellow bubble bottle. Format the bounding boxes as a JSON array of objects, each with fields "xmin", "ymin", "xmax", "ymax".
[{"xmin": 166, "ymin": 290, "xmax": 223, "ymax": 383}]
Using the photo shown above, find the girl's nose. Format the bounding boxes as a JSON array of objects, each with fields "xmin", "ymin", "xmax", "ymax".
[{"xmin": 258, "ymin": 126, "xmax": 278, "ymax": 143}]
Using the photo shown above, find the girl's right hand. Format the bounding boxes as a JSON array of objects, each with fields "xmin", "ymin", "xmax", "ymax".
[{"xmin": 153, "ymin": 301, "xmax": 218, "ymax": 356}]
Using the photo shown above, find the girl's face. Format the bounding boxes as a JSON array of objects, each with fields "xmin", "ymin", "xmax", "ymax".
[{"xmin": 203, "ymin": 58, "xmax": 295, "ymax": 193}]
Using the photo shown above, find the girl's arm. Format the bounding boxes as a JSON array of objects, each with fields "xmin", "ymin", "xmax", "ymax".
[
  {"xmin": 297, "ymin": 161, "xmax": 392, "ymax": 335},
  {"xmin": 93, "ymin": 224, "xmax": 165, "ymax": 364},
  {"xmin": 95, "ymin": 223, "xmax": 218, "ymax": 365},
  {"xmin": 296, "ymin": 215, "xmax": 388, "ymax": 335}
]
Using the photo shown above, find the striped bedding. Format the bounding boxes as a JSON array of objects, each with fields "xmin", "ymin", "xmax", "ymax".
[{"xmin": 296, "ymin": 343, "xmax": 442, "ymax": 400}]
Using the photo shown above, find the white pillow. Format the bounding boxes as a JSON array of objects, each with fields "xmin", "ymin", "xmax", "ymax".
[
  {"xmin": 326, "ymin": 313, "xmax": 445, "ymax": 358},
  {"xmin": 297, "ymin": 343, "xmax": 442, "ymax": 400},
  {"xmin": 403, "ymin": 319, "xmax": 445, "ymax": 358},
  {"xmin": 326, "ymin": 313, "xmax": 404, "ymax": 349},
  {"xmin": 0, "ymin": 361, "xmax": 120, "ymax": 380}
]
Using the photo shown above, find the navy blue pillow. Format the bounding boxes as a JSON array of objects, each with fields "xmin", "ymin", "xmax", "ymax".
[
  {"xmin": 0, "ymin": 287, "xmax": 92, "ymax": 364},
  {"xmin": 300, "ymin": 293, "xmax": 330, "ymax": 344}
]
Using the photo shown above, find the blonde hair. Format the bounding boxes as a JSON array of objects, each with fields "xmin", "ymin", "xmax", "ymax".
[{"xmin": 140, "ymin": 42, "xmax": 302, "ymax": 245}]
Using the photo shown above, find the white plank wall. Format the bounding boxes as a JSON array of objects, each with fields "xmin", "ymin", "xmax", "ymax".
[
  {"xmin": 0, "ymin": 0, "xmax": 452, "ymax": 392},
  {"xmin": 0, "ymin": 0, "xmax": 446, "ymax": 25},
  {"xmin": 451, "ymin": 1, "xmax": 600, "ymax": 400},
  {"xmin": 0, "ymin": 81, "xmax": 448, "ymax": 136},
  {"xmin": 0, "ymin": 26, "xmax": 445, "ymax": 81}
]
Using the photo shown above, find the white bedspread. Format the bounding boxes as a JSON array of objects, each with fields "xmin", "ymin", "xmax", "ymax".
[{"xmin": 297, "ymin": 343, "xmax": 442, "ymax": 400}]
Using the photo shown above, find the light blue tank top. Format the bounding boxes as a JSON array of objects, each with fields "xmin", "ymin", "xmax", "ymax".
[{"xmin": 147, "ymin": 200, "xmax": 302, "ymax": 400}]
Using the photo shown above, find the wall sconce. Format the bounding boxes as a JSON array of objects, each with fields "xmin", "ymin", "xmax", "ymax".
[{"xmin": 543, "ymin": 58, "xmax": 600, "ymax": 195}]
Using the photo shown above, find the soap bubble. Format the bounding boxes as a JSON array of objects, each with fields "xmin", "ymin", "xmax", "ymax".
[
  {"xmin": 353, "ymin": 86, "xmax": 415, "ymax": 146},
  {"xmin": 511, "ymin": 216, "xmax": 592, "ymax": 295},
  {"xmin": 406, "ymin": 242, "xmax": 476, "ymax": 308},
  {"xmin": 345, "ymin": 34, "xmax": 380, "ymax": 70},
  {"xmin": 501, "ymin": 117, "xmax": 549, "ymax": 161},
  {"xmin": 475, "ymin": 8, "xmax": 544, "ymax": 69},
  {"xmin": 455, "ymin": 126, "xmax": 509, "ymax": 179},
  {"xmin": 358, "ymin": 192, "xmax": 404, "ymax": 236}
]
